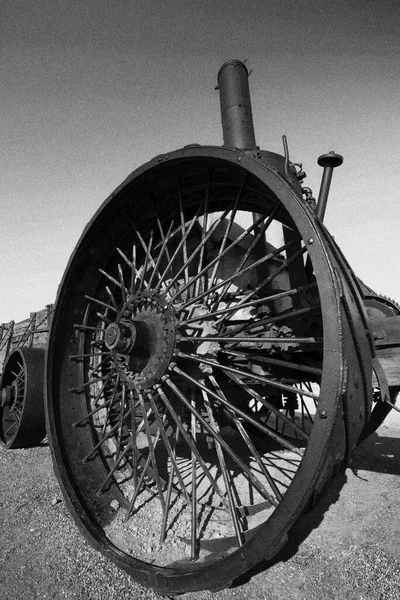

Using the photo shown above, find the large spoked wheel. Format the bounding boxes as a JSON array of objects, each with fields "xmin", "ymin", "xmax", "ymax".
[
  {"xmin": 46, "ymin": 149, "xmax": 355, "ymax": 594},
  {"xmin": 0, "ymin": 347, "xmax": 45, "ymax": 448}
]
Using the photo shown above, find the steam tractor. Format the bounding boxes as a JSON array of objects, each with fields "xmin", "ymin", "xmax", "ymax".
[{"xmin": 1, "ymin": 60, "xmax": 399, "ymax": 595}]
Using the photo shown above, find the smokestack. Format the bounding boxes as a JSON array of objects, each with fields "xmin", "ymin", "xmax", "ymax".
[{"xmin": 217, "ymin": 60, "xmax": 257, "ymax": 150}]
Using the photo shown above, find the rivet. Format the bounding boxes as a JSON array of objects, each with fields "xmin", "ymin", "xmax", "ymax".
[
  {"xmin": 307, "ymin": 238, "xmax": 314, "ymax": 245},
  {"xmin": 319, "ymin": 409, "xmax": 327, "ymax": 419}
]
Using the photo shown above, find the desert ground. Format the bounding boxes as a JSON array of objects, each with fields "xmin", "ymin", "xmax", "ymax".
[{"xmin": 1, "ymin": 411, "xmax": 399, "ymax": 600}]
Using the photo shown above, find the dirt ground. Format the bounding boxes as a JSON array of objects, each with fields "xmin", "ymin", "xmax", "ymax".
[{"xmin": 1, "ymin": 418, "xmax": 399, "ymax": 600}]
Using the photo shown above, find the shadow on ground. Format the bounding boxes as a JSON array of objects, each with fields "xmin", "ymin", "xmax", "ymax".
[{"xmin": 230, "ymin": 426, "xmax": 400, "ymax": 589}]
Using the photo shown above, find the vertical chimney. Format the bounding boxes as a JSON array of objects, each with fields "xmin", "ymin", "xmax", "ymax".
[{"xmin": 217, "ymin": 60, "xmax": 257, "ymax": 150}]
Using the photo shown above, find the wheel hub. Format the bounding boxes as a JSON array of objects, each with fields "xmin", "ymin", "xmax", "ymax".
[
  {"xmin": 104, "ymin": 321, "xmax": 138, "ymax": 353},
  {"xmin": 1, "ymin": 382, "xmax": 18, "ymax": 410},
  {"xmin": 106, "ymin": 291, "xmax": 176, "ymax": 390},
  {"xmin": 1, "ymin": 386, "xmax": 12, "ymax": 408}
]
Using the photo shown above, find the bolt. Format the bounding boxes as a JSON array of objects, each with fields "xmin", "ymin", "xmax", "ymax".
[{"xmin": 319, "ymin": 409, "xmax": 328, "ymax": 419}]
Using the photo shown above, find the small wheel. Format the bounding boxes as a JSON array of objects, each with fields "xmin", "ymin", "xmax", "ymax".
[
  {"xmin": 358, "ymin": 294, "xmax": 400, "ymax": 443},
  {"xmin": 0, "ymin": 347, "xmax": 46, "ymax": 448},
  {"xmin": 358, "ymin": 358, "xmax": 398, "ymax": 444},
  {"xmin": 46, "ymin": 149, "xmax": 369, "ymax": 594}
]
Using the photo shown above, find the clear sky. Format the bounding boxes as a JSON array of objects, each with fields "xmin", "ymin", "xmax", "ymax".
[{"xmin": 1, "ymin": 0, "xmax": 399, "ymax": 323}]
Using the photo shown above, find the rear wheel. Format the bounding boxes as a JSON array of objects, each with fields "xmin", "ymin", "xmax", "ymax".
[
  {"xmin": 46, "ymin": 151, "xmax": 364, "ymax": 594},
  {"xmin": 0, "ymin": 347, "xmax": 45, "ymax": 448}
]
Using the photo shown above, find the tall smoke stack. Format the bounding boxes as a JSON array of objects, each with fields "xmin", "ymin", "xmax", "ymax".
[{"xmin": 217, "ymin": 60, "xmax": 257, "ymax": 150}]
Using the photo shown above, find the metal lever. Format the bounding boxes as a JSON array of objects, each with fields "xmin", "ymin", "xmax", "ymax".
[
  {"xmin": 383, "ymin": 396, "xmax": 400, "ymax": 413},
  {"xmin": 316, "ymin": 151, "xmax": 343, "ymax": 221}
]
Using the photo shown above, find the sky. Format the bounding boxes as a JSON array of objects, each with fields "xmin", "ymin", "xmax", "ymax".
[{"xmin": 1, "ymin": 0, "xmax": 399, "ymax": 323}]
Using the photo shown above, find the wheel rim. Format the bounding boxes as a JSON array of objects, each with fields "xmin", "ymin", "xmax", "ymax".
[
  {"xmin": 46, "ymin": 150, "xmax": 345, "ymax": 593},
  {"xmin": 0, "ymin": 347, "xmax": 45, "ymax": 449}
]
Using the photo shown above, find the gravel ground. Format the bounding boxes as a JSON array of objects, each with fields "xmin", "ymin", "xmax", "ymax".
[{"xmin": 1, "ymin": 423, "xmax": 399, "ymax": 600}]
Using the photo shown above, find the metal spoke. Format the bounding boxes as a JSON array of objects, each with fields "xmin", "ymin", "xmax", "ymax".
[
  {"xmin": 162, "ymin": 199, "xmax": 238, "ymax": 296},
  {"xmin": 130, "ymin": 243, "xmax": 138, "ymax": 295},
  {"xmin": 147, "ymin": 219, "xmax": 176, "ymax": 289},
  {"xmin": 138, "ymin": 228, "xmax": 155, "ymax": 293},
  {"xmin": 4, "ymin": 418, "xmax": 17, "ymax": 436},
  {"xmin": 99, "ymin": 268, "xmax": 128, "ymax": 294},
  {"xmin": 223, "ymin": 371, "xmax": 310, "ymax": 440},
  {"xmin": 216, "ymin": 203, "xmax": 280, "ymax": 307},
  {"xmin": 159, "ymin": 426, "xmax": 181, "ymax": 543},
  {"xmin": 157, "ymin": 207, "xmax": 203, "ymax": 294},
  {"xmin": 209, "ymin": 176, "xmax": 247, "ymax": 290},
  {"xmin": 154, "ymin": 383, "xmax": 230, "ymax": 510},
  {"xmin": 115, "ymin": 383, "xmax": 128, "ymax": 462},
  {"xmin": 69, "ymin": 351, "xmax": 112, "ymax": 360},
  {"xmin": 97, "ymin": 437, "xmax": 134, "ymax": 494},
  {"xmin": 177, "ymin": 336, "xmax": 319, "ymax": 345},
  {"xmin": 68, "ymin": 373, "xmax": 112, "ymax": 394},
  {"xmin": 126, "ymin": 390, "xmax": 139, "ymax": 491},
  {"xmin": 88, "ymin": 354, "xmax": 116, "ymax": 379},
  {"xmin": 179, "ymin": 283, "xmax": 317, "ymax": 326},
  {"xmin": 116, "ymin": 246, "xmax": 147, "ymax": 294},
  {"xmin": 96, "ymin": 312, "xmax": 111, "ymax": 325},
  {"xmin": 152, "ymin": 217, "xmax": 181, "ymax": 295},
  {"xmin": 201, "ymin": 381, "xmax": 245, "ymax": 546},
  {"xmin": 146, "ymin": 391, "xmax": 191, "ymax": 505},
  {"xmin": 176, "ymin": 237, "xmax": 303, "ymax": 310},
  {"xmin": 82, "ymin": 404, "xmax": 132, "ymax": 463},
  {"xmin": 190, "ymin": 388, "xmax": 199, "ymax": 559},
  {"xmin": 165, "ymin": 373, "xmax": 279, "ymax": 502},
  {"xmin": 138, "ymin": 392, "xmax": 166, "ymax": 515},
  {"xmin": 72, "ymin": 371, "xmax": 117, "ymax": 427},
  {"xmin": 118, "ymin": 265, "xmax": 127, "ymax": 305},
  {"xmin": 226, "ymin": 305, "xmax": 320, "ymax": 338},
  {"xmin": 175, "ymin": 350, "xmax": 318, "ymax": 400},
  {"xmin": 209, "ymin": 375, "xmax": 283, "ymax": 502},
  {"xmin": 194, "ymin": 169, "xmax": 211, "ymax": 297},
  {"xmin": 178, "ymin": 177, "xmax": 190, "ymax": 288},
  {"xmin": 100, "ymin": 375, "xmax": 122, "ymax": 436},
  {"xmin": 171, "ymin": 364, "xmax": 305, "ymax": 455},
  {"xmin": 125, "ymin": 425, "xmax": 163, "ymax": 521},
  {"xmin": 217, "ymin": 244, "xmax": 308, "ymax": 324},
  {"xmin": 84, "ymin": 295, "xmax": 118, "ymax": 314},
  {"xmin": 105, "ymin": 286, "xmax": 119, "ymax": 311},
  {"xmin": 220, "ymin": 349, "xmax": 322, "ymax": 377}
]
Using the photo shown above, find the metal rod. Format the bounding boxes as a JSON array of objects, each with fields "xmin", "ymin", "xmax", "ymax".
[
  {"xmin": 316, "ymin": 151, "xmax": 343, "ymax": 221},
  {"xmin": 217, "ymin": 59, "xmax": 256, "ymax": 149}
]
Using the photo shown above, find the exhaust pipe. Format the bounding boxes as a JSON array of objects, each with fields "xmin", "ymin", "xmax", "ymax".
[{"xmin": 217, "ymin": 60, "xmax": 257, "ymax": 150}]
